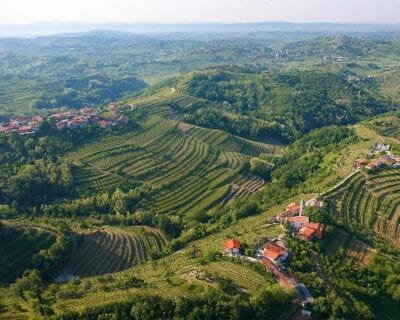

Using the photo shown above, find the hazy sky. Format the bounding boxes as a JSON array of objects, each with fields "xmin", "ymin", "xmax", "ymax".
[{"xmin": 1, "ymin": 0, "xmax": 400, "ymax": 25}]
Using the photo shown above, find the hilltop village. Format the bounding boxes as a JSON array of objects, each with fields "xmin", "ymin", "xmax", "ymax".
[
  {"xmin": 0, "ymin": 104, "xmax": 127, "ymax": 136},
  {"xmin": 223, "ymin": 198, "xmax": 324, "ymax": 317}
]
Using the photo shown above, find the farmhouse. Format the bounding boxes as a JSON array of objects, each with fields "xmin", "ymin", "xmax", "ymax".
[
  {"xmin": 276, "ymin": 202, "xmax": 303, "ymax": 221},
  {"xmin": 298, "ymin": 223, "xmax": 324, "ymax": 241},
  {"xmin": 223, "ymin": 239, "xmax": 241, "ymax": 255},
  {"xmin": 263, "ymin": 242, "xmax": 288, "ymax": 264}
]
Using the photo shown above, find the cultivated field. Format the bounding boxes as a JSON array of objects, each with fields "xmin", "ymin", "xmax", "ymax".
[
  {"xmin": 64, "ymin": 227, "xmax": 167, "ymax": 277},
  {"xmin": 67, "ymin": 110, "xmax": 275, "ymax": 217},
  {"xmin": 324, "ymin": 169, "xmax": 400, "ymax": 245}
]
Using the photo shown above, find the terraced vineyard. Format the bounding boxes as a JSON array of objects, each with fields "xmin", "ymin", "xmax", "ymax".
[
  {"xmin": 64, "ymin": 227, "xmax": 167, "ymax": 277},
  {"xmin": 67, "ymin": 113, "xmax": 275, "ymax": 216},
  {"xmin": 185, "ymin": 125, "xmax": 278, "ymax": 156},
  {"xmin": 324, "ymin": 169, "xmax": 400, "ymax": 245},
  {"xmin": 0, "ymin": 226, "xmax": 57, "ymax": 283},
  {"xmin": 53, "ymin": 208, "xmax": 285, "ymax": 313}
]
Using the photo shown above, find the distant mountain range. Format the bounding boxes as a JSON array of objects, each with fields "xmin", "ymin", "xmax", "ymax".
[{"xmin": 2, "ymin": 21, "xmax": 400, "ymax": 38}]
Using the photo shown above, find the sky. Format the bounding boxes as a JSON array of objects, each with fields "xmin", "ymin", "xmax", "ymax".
[{"xmin": 1, "ymin": 0, "xmax": 400, "ymax": 25}]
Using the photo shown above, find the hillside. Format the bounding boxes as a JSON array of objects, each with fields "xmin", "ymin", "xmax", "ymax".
[
  {"xmin": 324, "ymin": 169, "xmax": 400, "ymax": 245},
  {"xmin": 58, "ymin": 227, "xmax": 167, "ymax": 279},
  {"xmin": 139, "ymin": 69, "xmax": 392, "ymax": 143},
  {"xmin": 63, "ymin": 108, "xmax": 276, "ymax": 222},
  {"xmin": 2, "ymin": 32, "xmax": 400, "ymax": 320},
  {"xmin": 0, "ymin": 224, "xmax": 70, "ymax": 284}
]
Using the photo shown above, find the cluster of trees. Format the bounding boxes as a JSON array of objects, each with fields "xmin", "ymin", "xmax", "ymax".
[
  {"xmin": 0, "ymin": 224, "xmax": 72, "ymax": 283},
  {"xmin": 0, "ymin": 159, "xmax": 73, "ymax": 208},
  {"xmin": 179, "ymin": 70, "xmax": 391, "ymax": 142},
  {"xmin": 58, "ymin": 285, "xmax": 294, "ymax": 320},
  {"xmin": 32, "ymin": 76, "xmax": 147, "ymax": 109}
]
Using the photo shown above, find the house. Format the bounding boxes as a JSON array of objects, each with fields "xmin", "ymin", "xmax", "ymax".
[
  {"xmin": 276, "ymin": 202, "xmax": 302, "ymax": 221},
  {"xmin": 286, "ymin": 202, "xmax": 301, "ymax": 214},
  {"xmin": 18, "ymin": 126, "xmax": 35, "ymax": 135},
  {"xmin": 298, "ymin": 223, "xmax": 324, "ymax": 241},
  {"xmin": 223, "ymin": 239, "xmax": 241, "ymax": 255},
  {"xmin": 305, "ymin": 198, "xmax": 324, "ymax": 208},
  {"xmin": 287, "ymin": 216, "xmax": 310, "ymax": 229},
  {"xmin": 264, "ymin": 242, "xmax": 288, "ymax": 264},
  {"xmin": 354, "ymin": 158, "xmax": 368, "ymax": 169},
  {"xmin": 366, "ymin": 156, "xmax": 396, "ymax": 170},
  {"xmin": 373, "ymin": 143, "xmax": 390, "ymax": 152},
  {"xmin": 98, "ymin": 120, "xmax": 113, "ymax": 129}
]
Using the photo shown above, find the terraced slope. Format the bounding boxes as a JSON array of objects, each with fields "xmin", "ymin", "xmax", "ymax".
[
  {"xmin": 185, "ymin": 125, "xmax": 278, "ymax": 156},
  {"xmin": 65, "ymin": 227, "xmax": 167, "ymax": 277},
  {"xmin": 67, "ymin": 115, "xmax": 271, "ymax": 216},
  {"xmin": 324, "ymin": 169, "xmax": 400, "ymax": 245},
  {"xmin": 0, "ymin": 226, "xmax": 56, "ymax": 283}
]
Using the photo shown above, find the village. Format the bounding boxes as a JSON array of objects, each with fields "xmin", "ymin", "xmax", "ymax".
[
  {"xmin": 223, "ymin": 197, "xmax": 325, "ymax": 318},
  {"xmin": 355, "ymin": 142, "xmax": 400, "ymax": 170},
  {"xmin": 0, "ymin": 104, "xmax": 127, "ymax": 136}
]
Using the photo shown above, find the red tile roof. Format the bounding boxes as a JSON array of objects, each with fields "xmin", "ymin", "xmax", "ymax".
[
  {"xmin": 224, "ymin": 239, "xmax": 241, "ymax": 250},
  {"xmin": 286, "ymin": 203, "xmax": 301, "ymax": 212},
  {"xmin": 287, "ymin": 216, "xmax": 309, "ymax": 223},
  {"xmin": 264, "ymin": 243, "xmax": 287, "ymax": 261}
]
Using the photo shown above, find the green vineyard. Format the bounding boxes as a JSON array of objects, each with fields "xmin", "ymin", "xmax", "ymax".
[
  {"xmin": 0, "ymin": 226, "xmax": 56, "ymax": 283},
  {"xmin": 67, "ymin": 112, "xmax": 273, "ymax": 217},
  {"xmin": 324, "ymin": 169, "xmax": 400, "ymax": 245},
  {"xmin": 63, "ymin": 227, "xmax": 167, "ymax": 277}
]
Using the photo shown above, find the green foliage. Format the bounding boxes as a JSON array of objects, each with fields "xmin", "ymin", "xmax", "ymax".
[{"xmin": 250, "ymin": 158, "xmax": 274, "ymax": 180}]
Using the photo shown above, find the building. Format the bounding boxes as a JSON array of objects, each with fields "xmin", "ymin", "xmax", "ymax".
[
  {"xmin": 366, "ymin": 156, "xmax": 396, "ymax": 170},
  {"xmin": 373, "ymin": 143, "xmax": 390, "ymax": 152},
  {"xmin": 287, "ymin": 216, "xmax": 310, "ymax": 229},
  {"xmin": 223, "ymin": 239, "xmax": 241, "ymax": 255},
  {"xmin": 354, "ymin": 158, "xmax": 368, "ymax": 169},
  {"xmin": 263, "ymin": 242, "xmax": 288, "ymax": 264},
  {"xmin": 298, "ymin": 223, "xmax": 324, "ymax": 241},
  {"xmin": 276, "ymin": 202, "xmax": 302, "ymax": 221},
  {"xmin": 18, "ymin": 126, "xmax": 35, "ymax": 135},
  {"xmin": 305, "ymin": 198, "xmax": 324, "ymax": 208}
]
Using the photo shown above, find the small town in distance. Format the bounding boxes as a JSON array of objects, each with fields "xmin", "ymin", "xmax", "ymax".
[{"xmin": 0, "ymin": 103, "xmax": 126, "ymax": 135}]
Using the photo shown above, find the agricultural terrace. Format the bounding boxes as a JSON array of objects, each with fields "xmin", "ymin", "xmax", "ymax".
[
  {"xmin": 51, "ymin": 199, "xmax": 305, "ymax": 314},
  {"xmin": 64, "ymin": 227, "xmax": 167, "ymax": 277},
  {"xmin": 324, "ymin": 169, "xmax": 400, "ymax": 245},
  {"xmin": 66, "ymin": 113, "xmax": 277, "ymax": 217}
]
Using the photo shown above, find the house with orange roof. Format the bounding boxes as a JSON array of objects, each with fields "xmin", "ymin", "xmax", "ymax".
[
  {"xmin": 223, "ymin": 239, "xmax": 241, "ymax": 255},
  {"xmin": 263, "ymin": 242, "xmax": 288, "ymax": 264},
  {"xmin": 287, "ymin": 216, "xmax": 309, "ymax": 229},
  {"xmin": 276, "ymin": 202, "xmax": 303, "ymax": 221},
  {"xmin": 298, "ymin": 223, "xmax": 324, "ymax": 241},
  {"xmin": 354, "ymin": 158, "xmax": 368, "ymax": 169}
]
